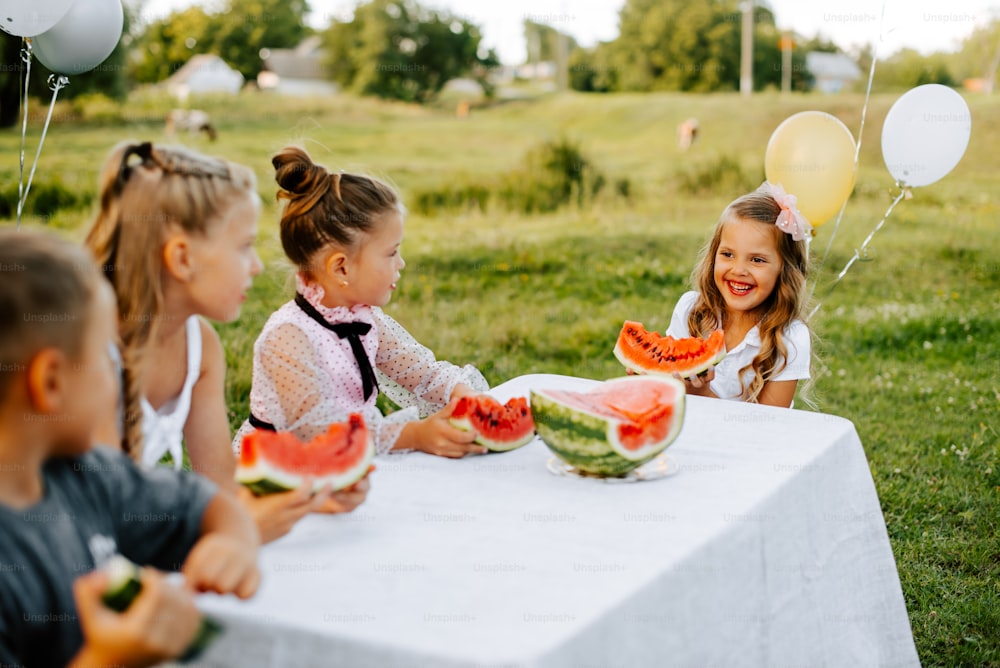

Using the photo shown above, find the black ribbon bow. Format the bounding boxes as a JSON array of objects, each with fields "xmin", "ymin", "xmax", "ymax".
[{"xmin": 295, "ymin": 293, "xmax": 379, "ymax": 401}]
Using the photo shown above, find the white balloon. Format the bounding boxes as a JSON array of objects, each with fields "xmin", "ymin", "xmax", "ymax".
[
  {"xmin": 881, "ymin": 84, "xmax": 972, "ymax": 188},
  {"xmin": 0, "ymin": 0, "xmax": 75, "ymax": 37},
  {"xmin": 31, "ymin": 0, "xmax": 123, "ymax": 75}
]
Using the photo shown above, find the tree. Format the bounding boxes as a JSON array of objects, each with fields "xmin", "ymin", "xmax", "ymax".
[
  {"xmin": 948, "ymin": 17, "xmax": 1000, "ymax": 92},
  {"xmin": 131, "ymin": 0, "xmax": 310, "ymax": 83},
  {"xmin": 568, "ymin": 42, "xmax": 618, "ymax": 92},
  {"xmin": 323, "ymin": 0, "xmax": 498, "ymax": 103},
  {"xmin": 523, "ymin": 20, "xmax": 578, "ymax": 64},
  {"xmin": 609, "ymin": 0, "xmax": 728, "ymax": 91},
  {"xmin": 0, "ymin": 33, "xmax": 24, "ymax": 128},
  {"xmin": 604, "ymin": 0, "xmax": 806, "ymax": 92},
  {"xmin": 875, "ymin": 48, "xmax": 957, "ymax": 91},
  {"xmin": 212, "ymin": 0, "xmax": 311, "ymax": 79},
  {"xmin": 131, "ymin": 6, "xmax": 216, "ymax": 84}
]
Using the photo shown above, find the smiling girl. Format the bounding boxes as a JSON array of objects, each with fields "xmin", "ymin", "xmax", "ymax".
[
  {"xmin": 232, "ymin": 146, "xmax": 489, "ymax": 457},
  {"xmin": 666, "ymin": 183, "xmax": 812, "ymax": 407}
]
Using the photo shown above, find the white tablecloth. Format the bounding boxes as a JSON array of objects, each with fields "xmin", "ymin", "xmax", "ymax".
[{"xmin": 187, "ymin": 374, "xmax": 919, "ymax": 668}]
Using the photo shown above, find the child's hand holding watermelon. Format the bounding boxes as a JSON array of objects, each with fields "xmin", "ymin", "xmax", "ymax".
[
  {"xmin": 238, "ymin": 481, "xmax": 336, "ymax": 543},
  {"xmin": 72, "ymin": 564, "xmax": 203, "ymax": 668},
  {"xmin": 314, "ymin": 467, "xmax": 372, "ymax": 514},
  {"xmin": 675, "ymin": 366, "xmax": 717, "ymax": 397},
  {"xmin": 235, "ymin": 417, "xmax": 376, "ymax": 536},
  {"xmin": 237, "ymin": 470, "xmax": 371, "ymax": 542},
  {"xmin": 448, "ymin": 394, "xmax": 536, "ymax": 452},
  {"xmin": 396, "ymin": 397, "xmax": 488, "ymax": 458}
]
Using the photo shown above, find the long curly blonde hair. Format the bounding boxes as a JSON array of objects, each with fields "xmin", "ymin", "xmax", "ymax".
[
  {"xmin": 84, "ymin": 141, "xmax": 256, "ymax": 461},
  {"xmin": 687, "ymin": 188, "xmax": 811, "ymax": 402}
]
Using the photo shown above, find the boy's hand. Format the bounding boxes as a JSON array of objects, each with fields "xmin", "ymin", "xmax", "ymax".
[
  {"xmin": 182, "ymin": 534, "xmax": 261, "ymax": 599},
  {"xmin": 71, "ymin": 568, "xmax": 200, "ymax": 668}
]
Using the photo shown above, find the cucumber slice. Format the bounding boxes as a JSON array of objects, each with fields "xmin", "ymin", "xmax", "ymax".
[
  {"xmin": 101, "ymin": 555, "xmax": 142, "ymax": 612},
  {"xmin": 99, "ymin": 555, "xmax": 224, "ymax": 663}
]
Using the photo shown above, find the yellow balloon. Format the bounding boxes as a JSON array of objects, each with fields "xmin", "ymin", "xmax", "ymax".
[{"xmin": 764, "ymin": 111, "xmax": 856, "ymax": 227}]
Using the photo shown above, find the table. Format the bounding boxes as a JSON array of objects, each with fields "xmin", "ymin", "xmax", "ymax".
[{"xmin": 187, "ymin": 374, "xmax": 920, "ymax": 668}]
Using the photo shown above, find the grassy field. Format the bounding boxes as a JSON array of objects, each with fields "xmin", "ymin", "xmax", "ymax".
[{"xmin": 3, "ymin": 87, "xmax": 998, "ymax": 666}]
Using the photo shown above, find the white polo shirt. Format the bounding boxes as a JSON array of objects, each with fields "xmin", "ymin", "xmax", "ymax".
[{"xmin": 666, "ymin": 291, "xmax": 811, "ymax": 401}]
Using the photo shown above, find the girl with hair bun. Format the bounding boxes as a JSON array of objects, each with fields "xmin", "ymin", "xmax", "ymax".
[
  {"xmin": 85, "ymin": 141, "xmax": 366, "ymax": 544},
  {"xmin": 234, "ymin": 146, "xmax": 489, "ymax": 457}
]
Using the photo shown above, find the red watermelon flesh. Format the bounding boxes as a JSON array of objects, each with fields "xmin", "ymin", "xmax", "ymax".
[
  {"xmin": 236, "ymin": 414, "xmax": 374, "ymax": 495},
  {"xmin": 449, "ymin": 395, "xmax": 536, "ymax": 452},
  {"xmin": 614, "ymin": 320, "xmax": 726, "ymax": 378}
]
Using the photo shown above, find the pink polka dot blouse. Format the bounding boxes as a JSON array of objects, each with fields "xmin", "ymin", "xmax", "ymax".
[{"xmin": 233, "ymin": 275, "xmax": 489, "ymax": 455}]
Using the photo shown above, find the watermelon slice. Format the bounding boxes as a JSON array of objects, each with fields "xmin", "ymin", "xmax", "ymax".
[
  {"xmin": 236, "ymin": 414, "xmax": 374, "ymax": 495},
  {"xmin": 101, "ymin": 554, "xmax": 223, "ymax": 663},
  {"xmin": 614, "ymin": 320, "xmax": 726, "ymax": 378},
  {"xmin": 449, "ymin": 395, "xmax": 536, "ymax": 452},
  {"xmin": 531, "ymin": 376, "xmax": 685, "ymax": 477}
]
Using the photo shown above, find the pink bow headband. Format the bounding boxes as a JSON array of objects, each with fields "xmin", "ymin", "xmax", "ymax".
[{"xmin": 758, "ymin": 181, "xmax": 812, "ymax": 241}]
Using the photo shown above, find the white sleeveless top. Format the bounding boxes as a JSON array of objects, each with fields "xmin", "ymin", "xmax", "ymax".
[{"xmin": 140, "ymin": 316, "xmax": 202, "ymax": 469}]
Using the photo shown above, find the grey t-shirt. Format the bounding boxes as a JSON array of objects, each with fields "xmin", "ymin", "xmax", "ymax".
[{"xmin": 0, "ymin": 446, "xmax": 216, "ymax": 667}]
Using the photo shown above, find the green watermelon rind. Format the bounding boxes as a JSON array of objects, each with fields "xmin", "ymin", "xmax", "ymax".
[
  {"xmin": 100, "ymin": 555, "xmax": 223, "ymax": 663},
  {"xmin": 235, "ymin": 440, "xmax": 374, "ymax": 496},
  {"xmin": 449, "ymin": 416, "xmax": 536, "ymax": 452},
  {"xmin": 531, "ymin": 378, "xmax": 685, "ymax": 477}
]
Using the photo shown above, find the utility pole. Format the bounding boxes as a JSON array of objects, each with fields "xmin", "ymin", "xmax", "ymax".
[
  {"xmin": 780, "ymin": 32, "xmax": 793, "ymax": 93},
  {"xmin": 557, "ymin": 29, "xmax": 569, "ymax": 90},
  {"xmin": 740, "ymin": 0, "xmax": 753, "ymax": 96},
  {"xmin": 557, "ymin": 0, "xmax": 569, "ymax": 90}
]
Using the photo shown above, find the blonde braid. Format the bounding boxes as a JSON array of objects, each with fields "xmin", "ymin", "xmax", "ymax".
[{"xmin": 84, "ymin": 140, "xmax": 256, "ymax": 461}]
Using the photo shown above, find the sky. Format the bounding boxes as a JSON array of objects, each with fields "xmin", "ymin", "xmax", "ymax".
[{"xmin": 139, "ymin": 0, "xmax": 999, "ymax": 64}]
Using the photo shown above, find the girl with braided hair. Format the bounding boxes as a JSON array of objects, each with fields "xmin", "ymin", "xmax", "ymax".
[{"xmin": 85, "ymin": 141, "xmax": 367, "ymax": 543}]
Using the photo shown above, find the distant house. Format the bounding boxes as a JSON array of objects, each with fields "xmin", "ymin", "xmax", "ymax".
[
  {"xmin": 515, "ymin": 61, "xmax": 557, "ymax": 80},
  {"xmin": 165, "ymin": 54, "xmax": 244, "ymax": 100},
  {"xmin": 806, "ymin": 52, "xmax": 862, "ymax": 93},
  {"xmin": 258, "ymin": 36, "xmax": 338, "ymax": 96}
]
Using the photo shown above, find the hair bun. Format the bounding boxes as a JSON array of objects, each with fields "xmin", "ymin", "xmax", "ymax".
[{"xmin": 272, "ymin": 146, "xmax": 329, "ymax": 197}]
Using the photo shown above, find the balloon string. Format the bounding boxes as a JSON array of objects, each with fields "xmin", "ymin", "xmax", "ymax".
[
  {"xmin": 852, "ymin": 0, "xmax": 886, "ymax": 168},
  {"xmin": 808, "ymin": 185, "xmax": 907, "ymax": 321},
  {"xmin": 16, "ymin": 39, "xmax": 32, "ymax": 231},
  {"xmin": 806, "ymin": 0, "xmax": 887, "ymax": 320},
  {"xmin": 16, "ymin": 75, "xmax": 70, "ymax": 228},
  {"xmin": 813, "ymin": 0, "xmax": 886, "ymax": 271}
]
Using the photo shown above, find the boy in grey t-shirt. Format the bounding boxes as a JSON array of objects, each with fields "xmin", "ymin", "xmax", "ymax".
[
  {"xmin": 0, "ymin": 230, "xmax": 261, "ymax": 668},
  {"xmin": 0, "ymin": 447, "xmax": 223, "ymax": 666}
]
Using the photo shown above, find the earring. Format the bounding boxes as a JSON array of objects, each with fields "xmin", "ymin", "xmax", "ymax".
[{"xmin": 341, "ymin": 280, "xmax": 349, "ymax": 288}]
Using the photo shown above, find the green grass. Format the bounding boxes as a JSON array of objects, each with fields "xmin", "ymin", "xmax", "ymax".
[{"xmin": 3, "ymin": 88, "xmax": 998, "ymax": 666}]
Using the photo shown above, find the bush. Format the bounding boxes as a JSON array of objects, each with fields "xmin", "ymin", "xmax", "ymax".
[
  {"xmin": 71, "ymin": 93, "xmax": 125, "ymax": 124},
  {"xmin": 412, "ymin": 136, "xmax": 619, "ymax": 215},
  {"xmin": 676, "ymin": 154, "xmax": 755, "ymax": 195},
  {"xmin": 0, "ymin": 178, "xmax": 89, "ymax": 219},
  {"xmin": 411, "ymin": 179, "xmax": 492, "ymax": 216}
]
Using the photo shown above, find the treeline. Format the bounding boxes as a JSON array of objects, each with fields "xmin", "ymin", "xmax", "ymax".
[{"xmin": 0, "ymin": 0, "xmax": 996, "ymax": 126}]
